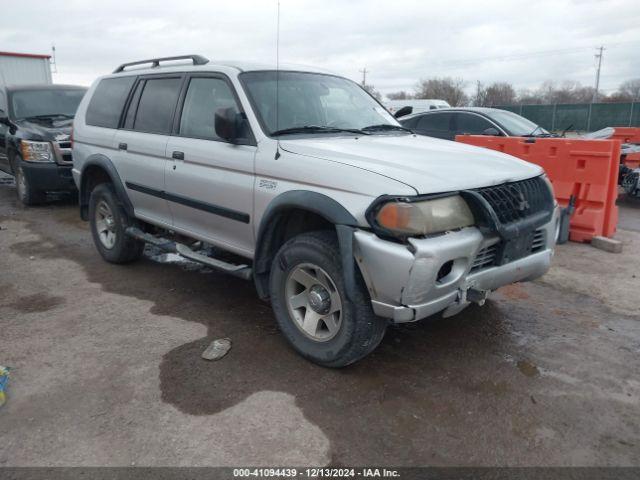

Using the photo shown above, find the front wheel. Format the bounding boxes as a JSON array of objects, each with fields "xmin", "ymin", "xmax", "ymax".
[
  {"xmin": 269, "ymin": 230, "xmax": 387, "ymax": 367},
  {"xmin": 88, "ymin": 183, "xmax": 144, "ymax": 264},
  {"xmin": 14, "ymin": 162, "xmax": 45, "ymax": 206}
]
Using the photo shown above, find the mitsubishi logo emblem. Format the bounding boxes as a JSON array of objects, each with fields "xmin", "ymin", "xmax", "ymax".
[{"xmin": 516, "ymin": 192, "xmax": 530, "ymax": 211}]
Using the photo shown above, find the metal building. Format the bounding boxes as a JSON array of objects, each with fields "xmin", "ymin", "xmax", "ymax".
[{"xmin": 0, "ymin": 51, "xmax": 52, "ymax": 87}]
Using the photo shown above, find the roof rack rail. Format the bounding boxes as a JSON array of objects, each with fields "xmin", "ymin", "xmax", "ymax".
[{"xmin": 113, "ymin": 54, "xmax": 210, "ymax": 73}]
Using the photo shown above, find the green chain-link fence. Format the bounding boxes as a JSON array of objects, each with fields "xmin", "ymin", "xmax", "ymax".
[{"xmin": 495, "ymin": 102, "xmax": 639, "ymax": 132}]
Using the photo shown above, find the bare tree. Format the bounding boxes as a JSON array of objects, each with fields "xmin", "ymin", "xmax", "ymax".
[
  {"xmin": 617, "ymin": 78, "xmax": 640, "ymax": 101},
  {"xmin": 515, "ymin": 88, "xmax": 544, "ymax": 105},
  {"xmin": 363, "ymin": 84, "xmax": 382, "ymax": 101},
  {"xmin": 414, "ymin": 77, "xmax": 468, "ymax": 106},
  {"xmin": 475, "ymin": 82, "xmax": 517, "ymax": 106},
  {"xmin": 387, "ymin": 91, "xmax": 412, "ymax": 100},
  {"xmin": 538, "ymin": 80, "xmax": 595, "ymax": 104}
]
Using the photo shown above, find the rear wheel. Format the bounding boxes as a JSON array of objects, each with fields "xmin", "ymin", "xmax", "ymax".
[
  {"xmin": 270, "ymin": 230, "xmax": 387, "ymax": 367},
  {"xmin": 14, "ymin": 162, "xmax": 45, "ymax": 206},
  {"xmin": 89, "ymin": 183, "xmax": 144, "ymax": 263}
]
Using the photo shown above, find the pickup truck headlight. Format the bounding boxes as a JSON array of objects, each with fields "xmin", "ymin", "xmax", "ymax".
[
  {"xmin": 371, "ymin": 195, "xmax": 475, "ymax": 237},
  {"xmin": 20, "ymin": 140, "xmax": 54, "ymax": 163}
]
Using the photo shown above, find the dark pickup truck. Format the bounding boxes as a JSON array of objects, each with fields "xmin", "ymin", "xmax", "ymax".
[{"xmin": 0, "ymin": 84, "xmax": 86, "ymax": 205}]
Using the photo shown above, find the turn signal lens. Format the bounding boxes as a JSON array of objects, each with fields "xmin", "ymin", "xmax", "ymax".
[
  {"xmin": 377, "ymin": 202, "xmax": 414, "ymax": 231},
  {"xmin": 375, "ymin": 195, "xmax": 475, "ymax": 236}
]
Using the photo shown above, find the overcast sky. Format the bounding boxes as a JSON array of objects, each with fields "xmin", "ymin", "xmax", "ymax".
[{"xmin": 2, "ymin": 0, "xmax": 639, "ymax": 98}]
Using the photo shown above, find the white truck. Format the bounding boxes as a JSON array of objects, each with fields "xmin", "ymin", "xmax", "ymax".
[{"xmin": 0, "ymin": 51, "xmax": 52, "ymax": 88}]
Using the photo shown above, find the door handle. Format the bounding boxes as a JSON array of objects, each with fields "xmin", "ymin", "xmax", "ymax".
[
  {"xmin": 118, "ymin": 142, "xmax": 128, "ymax": 151},
  {"xmin": 172, "ymin": 151, "xmax": 184, "ymax": 160}
]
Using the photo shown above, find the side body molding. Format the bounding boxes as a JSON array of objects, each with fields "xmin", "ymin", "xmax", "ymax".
[
  {"xmin": 253, "ymin": 190, "xmax": 360, "ymax": 300},
  {"xmin": 79, "ymin": 154, "xmax": 134, "ymax": 220}
]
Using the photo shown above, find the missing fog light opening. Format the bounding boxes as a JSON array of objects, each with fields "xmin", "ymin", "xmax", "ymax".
[{"xmin": 436, "ymin": 260, "xmax": 454, "ymax": 282}]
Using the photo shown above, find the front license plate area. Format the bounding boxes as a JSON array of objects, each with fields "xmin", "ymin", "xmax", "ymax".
[{"xmin": 498, "ymin": 231, "xmax": 534, "ymax": 265}]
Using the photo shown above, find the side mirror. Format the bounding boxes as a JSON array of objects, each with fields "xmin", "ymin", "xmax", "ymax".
[
  {"xmin": 394, "ymin": 106, "xmax": 413, "ymax": 118},
  {"xmin": 0, "ymin": 109, "xmax": 9, "ymax": 126},
  {"xmin": 482, "ymin": 127, "xmax": 500, "ymax": 136},
  {"xmin": 215, "ymin": 107, "xmax": 241, "ymax": 143}
]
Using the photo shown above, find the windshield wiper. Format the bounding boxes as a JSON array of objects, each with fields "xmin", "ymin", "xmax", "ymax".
[
  {"xmin": 362, "ymin": 124, "xmax": 413, "ymax": 133},
  {"xmin": 271, "ymin": 125, "xmax": 369, "ymax": 136},
  {"xmin": 522, "ymin": 125, "xmax": 547, "ymax": 137}
]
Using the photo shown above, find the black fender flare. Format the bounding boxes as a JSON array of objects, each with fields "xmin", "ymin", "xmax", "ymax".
[
  {"xmin": 253, "ymin": 190, "xmax": 359, "ymax": 301},
  {"xmin": 79, "ymin": 154, "xmax": 134, "ymax": 220}
]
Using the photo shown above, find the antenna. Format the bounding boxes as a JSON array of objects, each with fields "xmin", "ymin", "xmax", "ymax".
[{"xmin": 274, "ymin": 0, "xmax": 281, "ymax": 160}]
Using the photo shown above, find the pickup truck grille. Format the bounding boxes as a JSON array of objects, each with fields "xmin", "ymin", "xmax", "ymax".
[
  {"xmin": 475, "ymin": 176, "xmax": 552, "ymax": 225},
  {"xmin": 54, "ymin": 141, "xmax": 73, "ymax": 165}
]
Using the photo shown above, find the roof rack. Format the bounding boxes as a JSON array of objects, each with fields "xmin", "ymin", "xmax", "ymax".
[{"xmin": 113, "ymin": 55, "xmax": 210, "ymax": 73}]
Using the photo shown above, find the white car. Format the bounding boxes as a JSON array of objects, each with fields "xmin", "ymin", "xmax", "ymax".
[{"xmin": 385, "ymin": 99, "xmax": 451, "ymax": 116}]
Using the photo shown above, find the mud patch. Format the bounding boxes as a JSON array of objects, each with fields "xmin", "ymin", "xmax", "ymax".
[
  {"xmin": 517, "ymin": 360, "xmax": 540, "ymax": 377},
  {"xmin": 499, "ymin": 283, "xmax": 530, "ymax": 300},
  {"xmin": 7, "ymin": 293, "xmax": 65, "ymax": 313}
]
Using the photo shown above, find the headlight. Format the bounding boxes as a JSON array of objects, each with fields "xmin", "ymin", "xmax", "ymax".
[
  {"xmin": 20, "ymin": 140, "xmax": 53, "ymax": 162},
  {"xmin": 372, "ymin": 195, "xmax": 475, "ymax": 237}
]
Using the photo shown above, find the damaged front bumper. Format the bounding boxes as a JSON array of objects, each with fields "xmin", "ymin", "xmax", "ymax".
[{"xmin": 354, "ymin": 208, "xmax": 558, "ymax": 323}]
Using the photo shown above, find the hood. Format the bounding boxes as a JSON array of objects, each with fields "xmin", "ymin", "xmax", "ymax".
[
  {"xmin": 13, "ymin": 118, "xmax": 73, "ymax": 142},
  {"xmin": 280, "ymin": 134, "xmax": 543, "ymax": 194}
]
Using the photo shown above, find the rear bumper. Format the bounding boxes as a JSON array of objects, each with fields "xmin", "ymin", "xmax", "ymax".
[
  {"xmin": 21, "ymin": 162, "xmax": 76, "ymax": 192},
  {"xmin": 354, "ymin": 208, "xmax": 558, "ymax": 322}
]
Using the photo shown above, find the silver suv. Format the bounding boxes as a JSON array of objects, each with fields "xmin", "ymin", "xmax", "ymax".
[{"xmin": 73, "ymin": 55, "xmax": 558, "ymax": 367}]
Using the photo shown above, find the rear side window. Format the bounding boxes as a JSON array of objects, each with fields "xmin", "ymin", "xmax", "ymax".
[
  {"xmin": 86, "ymin": 77, "xmax": 136, "ymax": 128},
  {"xmin": 133, "ymin": 78, "xmax": 182, "ymax": 134},
  {"xmin": 417, "ymin": 113, "xmax": 452, "ymax": 132}
]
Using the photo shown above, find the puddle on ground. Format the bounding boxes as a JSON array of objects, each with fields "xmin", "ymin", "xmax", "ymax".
[{"xmin": 517, "ymin": 359, "xmax": 540, "ymax": 377}]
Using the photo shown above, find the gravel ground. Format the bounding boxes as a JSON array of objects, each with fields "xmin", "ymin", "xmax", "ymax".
[{"xmin": 0, "ymin": 173, "xmax": 639, "ymax": 467}]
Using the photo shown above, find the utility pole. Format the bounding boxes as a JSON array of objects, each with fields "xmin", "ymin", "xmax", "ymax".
[
  {"xmin": 50, "ymin": 45, "xmax": 57, "ymax": 74},
  {"xmin": 359, "ymin": 67, "xmax": 368, "ymax": 87},
  {"xmin": 476, "ymin": 81, "xmax": 482, "ymax": 106},
  {"xmin": 592, "ymin": 46, "xmax": 604, "ymax": 103}
]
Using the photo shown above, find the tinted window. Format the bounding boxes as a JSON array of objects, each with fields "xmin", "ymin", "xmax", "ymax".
[
  {"xmin": 86, "ymin": 77, "xmax": 135, "ymax": 128},
  {"xmin": 417, "ymin": 113, "xmax": 452, "ymax": 131},
  {"xmin": 133, "ymin": 78, "xmax": 182, "ymax": 134},
  {"xmin": 180, "ymin": 77, "xmax": 242, "ymax": 140},
  {"xmin": 11, "ymin": 88, "xmax": 86, "ymax": 120},
  {"xmin": 456, "ymin": 113, "xmax": 493, "ymax": 134},
  {"xmin": 399, "ymin": 116, "xmax": 420, "ymax": 129}
]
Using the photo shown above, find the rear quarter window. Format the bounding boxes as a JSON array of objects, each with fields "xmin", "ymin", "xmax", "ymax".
[{"xmin": 85, "ymin": 77, "xmax": 136, "ymax": 128}]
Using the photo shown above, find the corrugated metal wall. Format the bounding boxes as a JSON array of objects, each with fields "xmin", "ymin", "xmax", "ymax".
[
  {"xmin": 496, "ymin": 102, "xmax": 639, "ymax": 132},
  {"xmin": 0, "ymin": 55, "xmax": 52, "ymax": 87}
]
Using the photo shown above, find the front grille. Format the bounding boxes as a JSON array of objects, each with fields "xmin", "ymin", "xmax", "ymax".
[
  {"xmin": 54, "ymin": 141, "xmax": 73, "ymax": 165},
  {"xmin": 470, "ymin": 244, "xmax": 498, "ymax": 273},
  {"xmin": 470, "ymin": 228, "xmax": 546, "ymax": 274},
  {"xmin": 475, "ymin": 176, "xmax": 552, "ymax": 225},
  {"xmin": 531, "ymin": 229, "xmax": 546, "ymax": 252}
]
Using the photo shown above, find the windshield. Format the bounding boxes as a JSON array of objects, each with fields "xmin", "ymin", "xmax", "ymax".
[
  {"xmin": 10, "ymin": 88, "xmax": 86, "ymax": 120},
  {"xmin": 240, "ymin": 71, "xmax": 399, "ymax": 135},
  {"xmin": 485, "ymin": 109, "xmax": 549, "ymax": 136}
]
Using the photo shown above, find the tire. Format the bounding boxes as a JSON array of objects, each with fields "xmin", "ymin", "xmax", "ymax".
[
  {"xmin": 14, "ymin": 162, "xmax": 46, "ymax": 206},
  {"xmin": 88, "ymin": 183, "xmax": 144, "ymax": 264},
  {"xmin": 269, "ymin": 230, "xmax": 387, "ymax": 367}
]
